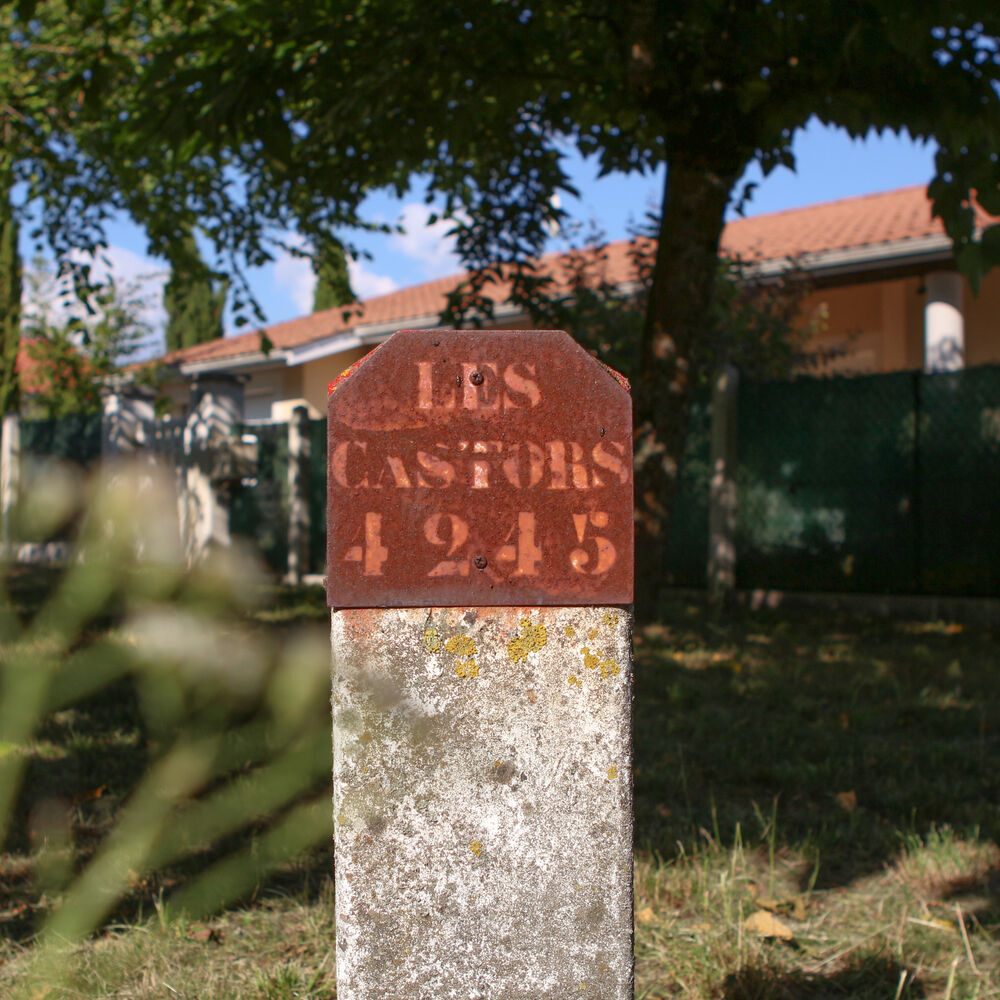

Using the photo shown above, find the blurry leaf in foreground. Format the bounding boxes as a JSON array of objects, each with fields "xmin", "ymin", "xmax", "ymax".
[{"xmin": 127, "ymin": 606, "xmax": 270, "ymax": 700}]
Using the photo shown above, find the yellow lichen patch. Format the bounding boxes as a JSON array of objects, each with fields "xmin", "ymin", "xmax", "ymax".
[
  {"xmin": 454, "ymin": 658, "xmax": 479, "ymax": 679},
  {"xmin": 337, "ymin": 811, "xmax": 348, "ymax": 825},
  {"xmin": 445, "ymin": 634, "xmax": 476, "ymax": 657},
  {"xmin": 588, "ymin": 627, "xmax": 599, "ymax": 641},
  {"xmin": 606, "ymin": 766, "xmax": 618, "ymax": 780},
  {"xmin": 602, "ymin": 612, "xmax": 619, "ymax": 629},
  {"xmin": 564, "ymin": 625, "xmax": 576, "ymax": 638},
  {"xmin": 581, "ymin": 647, "xmax": 601, "ymax": 671},
  {"xmin": 568, "ymin": 674, "xmax": 582, "ymax": 688},
  {"xmin": 469, "ymin": 840, "xmax": 483, "ymax": 858},
  {"xmin": 508, "ymin": 618, "xmax": 548, "ymax": 663},
  {"xmin": 599, "ymin": 659, "xmax": 621, "ymax": 679},
  {"xmin": 423, "ymin": 627, "xmax": 441, "ymax": 653}
]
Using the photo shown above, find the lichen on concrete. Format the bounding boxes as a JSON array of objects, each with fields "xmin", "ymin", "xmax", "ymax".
[
  {"xmin": 506, "ymin": 617, "xmax": 547, "ymax": 663},
  {"xmin": 331, "ymin": 605, "xmax": 634, "ymax": 1000}
]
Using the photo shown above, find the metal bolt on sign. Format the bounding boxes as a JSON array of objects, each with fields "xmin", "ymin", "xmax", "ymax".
[{"xmin": 329, "ymin": 329, "xmax": 635, "ymax": 1000}]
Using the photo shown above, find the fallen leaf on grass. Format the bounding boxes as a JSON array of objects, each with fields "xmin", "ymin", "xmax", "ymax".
[
  {"xmin": 188, "ymin": 925, "xmax": 222, "ymax": 943},
  {"xmin": 835, "ymin": 790, "xmax": 857, "ymax": 813},
  {"xmin": 636, "ymin": 906, "xmax": 656, "ymax": 924},
  {"xmin": 744, "ymin": 910, "xmax": 794, "ymax": 940}
]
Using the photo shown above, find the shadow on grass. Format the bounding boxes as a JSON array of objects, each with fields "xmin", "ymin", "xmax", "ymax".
[
  {"xmin": 722, "ymin": 954, "xmax": 924, "ymax": 1000},
  {"xmin": 632, "ymin": 597, "xmax": 1000, "ymax": 890}
]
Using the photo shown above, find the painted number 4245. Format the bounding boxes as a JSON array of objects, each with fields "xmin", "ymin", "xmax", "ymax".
[{"xmin": 343, "ymin": 511, "xmax": 616, "ymax": 578}]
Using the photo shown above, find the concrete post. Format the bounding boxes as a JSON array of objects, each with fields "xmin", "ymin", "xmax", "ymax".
[
  {"xmin": 328, "ymin": 329, "xmax": 635, "ymax": 1000},
  {"xmin": 101, "ymin": 388, "xmax": 156, "ymax": 457},
  {"xmin": 924, "ymin": 271, "xmax": 964, "ymax": 372},
  {"xmin": 707, "ymin": 365, "xmax": 739, "ymax": 598},
  {"xmin": 286, "ymin": 404, "xmax": 311, "ymax": 584},
  {"xmin": 180, "ymin": 374, "xmax": 243, "ymax": 562},
  {"xmin": 1, "ymin": 411, "xmax": 20, "ymax": 550}
]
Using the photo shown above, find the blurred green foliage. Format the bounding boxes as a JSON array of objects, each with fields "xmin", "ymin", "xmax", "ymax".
[{"xmin": 0, "ymin": 461, "xmax": 332, "ymax": 996}]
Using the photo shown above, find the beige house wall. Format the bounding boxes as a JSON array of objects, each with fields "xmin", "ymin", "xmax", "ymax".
[
  {"xmin": 798, "ymin": 270, "xmax": 1000, "ymax": 375},
  {"xmin": 299, "ymin": 345, "xmax": 371, "ymax": 417},
  {"xmin": 964, "ymin": 274, "xmax": 1000, "ymax": 367}
]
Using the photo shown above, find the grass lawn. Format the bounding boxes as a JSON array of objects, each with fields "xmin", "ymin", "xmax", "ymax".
[{"xmin": 1, "ymin": 576, "xmax": 998, "ymax": 999}]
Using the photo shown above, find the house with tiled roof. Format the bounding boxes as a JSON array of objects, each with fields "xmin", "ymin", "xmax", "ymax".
[{"xmin": 158, "ymin": 185, "xmax": 1000, "ymax": 422}]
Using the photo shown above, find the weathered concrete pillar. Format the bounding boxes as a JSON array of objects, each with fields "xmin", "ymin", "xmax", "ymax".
[
  {"xmin": 286, "ymin": 404, "xmax": 311, "ymax": 584},
  {"xmin": 1, "ymin": 411, "xmax": 20, "ymax": 550},
  {"xmin": 924, "ymin": 271, "xmax": 964, "ymax": 372},
  {"xmin": 707, "ymin": 364, "xmax": 739, "ymax": 597},
  {"xmin": 328, "ymin": 329, "xmax": 635, "ymax": 1000}
]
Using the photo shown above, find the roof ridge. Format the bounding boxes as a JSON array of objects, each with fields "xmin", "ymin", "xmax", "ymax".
[{"xmin": 726, "ymin": 183, "xmax": 928, "ymax": 226}]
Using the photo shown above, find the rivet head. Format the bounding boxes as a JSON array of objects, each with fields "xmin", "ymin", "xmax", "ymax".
[
  {"xmin": 473, "ymin": 554, "xmax": 488, "ymax": 570},
  {"xmin": 469, "ymin": 370, "xmax": 485, "ymax": 386}
]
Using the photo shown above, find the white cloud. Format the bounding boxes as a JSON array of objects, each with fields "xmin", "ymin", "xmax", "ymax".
[
  {"xmin": 347, "ymin": 259, "xmax": 398, "ymax": 299},
  {"xmin": 272, "ymin": 238, "xmax": 317, "ymax": 316},
  {"xmin": 272, "ymin": 235, "xmax": 399, "ymax": 311},
  {"xmin": 391, "ymin": 203, "xmax": 463, "ymax": 279}
]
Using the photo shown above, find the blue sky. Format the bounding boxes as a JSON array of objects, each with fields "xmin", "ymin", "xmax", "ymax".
[{"xmin": 29, "ymin": 117, "xmax": 938, "ymax": 355}]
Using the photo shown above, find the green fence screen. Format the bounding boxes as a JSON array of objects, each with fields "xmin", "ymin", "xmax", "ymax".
[
  {"xmin": 22, "ymin": 413, "xmax": 102, "ymax": 467},
  {"xmin": 238, "ymin": 365, "xmax": 1000, "ymax": 595},
  {"xmin": 725, "ymin": 364, "xmax": 1000, "ymax": 597}
]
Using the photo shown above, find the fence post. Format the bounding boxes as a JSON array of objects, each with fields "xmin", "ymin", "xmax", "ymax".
[
  {"xmin": 1, "ymin": 411, "xmax": 20, "ymax": 550},
  {"xmin": 328, "ymin": 329, "xmax": 635, "ymax": 1000},
  {"xmin": 707, "ymin": 364, "xmax": 739, "ymax": 598},
  {"xmin": 286, "ymin": 404, "xmax": 311, "ymax": 584}
]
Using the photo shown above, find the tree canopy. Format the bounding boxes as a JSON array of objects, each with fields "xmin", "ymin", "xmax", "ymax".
[{"xmin": 9, "ymin": 0, "xmax": 1000, "ymax": 609}]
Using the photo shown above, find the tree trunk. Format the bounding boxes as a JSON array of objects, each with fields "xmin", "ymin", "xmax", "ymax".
[{"xmin": 633, "ymin": 159, "xmax": 737, "ymax": 620}]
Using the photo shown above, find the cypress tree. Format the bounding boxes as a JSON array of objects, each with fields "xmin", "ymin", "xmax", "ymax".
[
  {"xmin": 0, "ymin": 174, "xmax": 20, "ymax": 414},
  {"xmin": 312, "ymin": 238, "xmax": 356, "ymax": 313},
  {"xmin": 164, "ymin": 229, "xmax": 228, "ymax": 352}
]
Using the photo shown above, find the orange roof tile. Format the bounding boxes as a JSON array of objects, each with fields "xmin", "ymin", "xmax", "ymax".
[{"xmin": 164, "ymin": 185, "xmax": 990, "ymax": 369}]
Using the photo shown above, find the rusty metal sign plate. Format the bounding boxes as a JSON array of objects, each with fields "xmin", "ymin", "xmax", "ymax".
[{"xmin": 326, "ymin": 329, "xmax": 633, "ymax": 608}]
